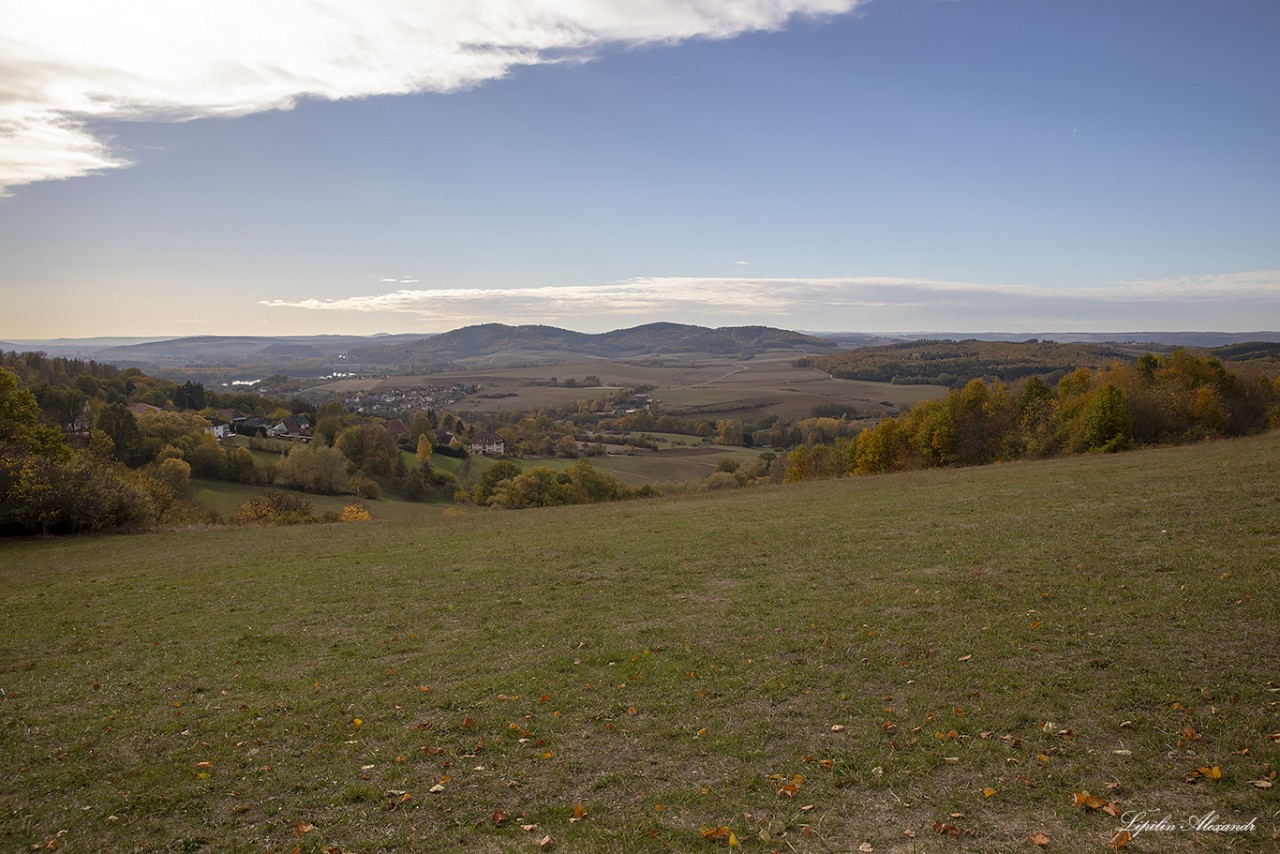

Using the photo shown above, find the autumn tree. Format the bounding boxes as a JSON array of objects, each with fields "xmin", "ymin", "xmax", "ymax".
[
  {"xmin": 279, "ymin": 443, "xmax": 354, "ymax": 494},
  {"xmin": 1082, "ymin": 383, "xmax": 1133, "ymax": 452}
]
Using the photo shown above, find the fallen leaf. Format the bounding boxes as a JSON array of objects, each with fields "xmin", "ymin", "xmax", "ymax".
[
  {"xmin": 520, "ymin": 823, "xmax": 538, "ymax": 832},
  {"xmin": 982, "ymin": 788, "xmax": 996, "ymax": 798},
  {"xmin": 830, "ymin": 724, "xmax": 846, "ymax": 732},
  {"xmin": 1108, "ymin": 829, "xmax": 1132, "ymax": 849},
  {"xmin": 858, "ymin": 843, "xmax": 874, "ymax": 852},
  {"xmin": 1029, "ymin": 831, "xmax": 1050, "ymax": 847},
  {"xmin": 1073, "ymin": 792, "xmax": 1107, "ymax": 809},
  {"xmin": 701, "ymin": 825, "xmax": 735, "ymax": 843},
  {"xmin": 293, "ymin": 821, "xmax": 314, "ymax": 835},
  {"xmin": 490, "ymin": 810, "xmax": 507, "ymax": 826},
  {"xmin": 570, "ymin": 803, "xmax": 586, "ymax": 823},
  {"xmin": 538, "ymin": 834, "xmax": 555, "ymax": 850},
  {"xmin": 1249, "ymin": 779, "xmax": 1273, "ymax": 789},
  {"xmin": 958, "ymin": 654, "xmax": 972, "ymax": 662},
  {"xmin": 428, "ymin": 784, "xmax": 444, "ymax": 794}
]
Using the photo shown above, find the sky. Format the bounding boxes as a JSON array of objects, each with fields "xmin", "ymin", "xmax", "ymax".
[{"xmin": 1, "ymin": 0, "xmax": 1278, "ymax": 339}]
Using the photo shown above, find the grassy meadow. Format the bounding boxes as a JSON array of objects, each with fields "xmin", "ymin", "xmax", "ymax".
[
  {"xmin": 3, "ymin": 433, "xmax": 1279, "ymax": 852},
  {"xmin": 307, "ymin": 352, "xmax": 950, "ymax": 422}
]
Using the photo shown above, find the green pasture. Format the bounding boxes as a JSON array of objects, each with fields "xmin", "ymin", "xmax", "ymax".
[{"xmin": 4, "ymin": 434, "xmax": 1278, "ymax": 851}]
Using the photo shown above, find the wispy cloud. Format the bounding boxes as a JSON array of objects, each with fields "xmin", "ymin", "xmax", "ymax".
[
  {"xmin": 259, "ymin": 271, "xmax": 1280, "ymax": 330},
  {"xmin": 0, "ymin": 0, "xmax": 862, "ymax": 196}
]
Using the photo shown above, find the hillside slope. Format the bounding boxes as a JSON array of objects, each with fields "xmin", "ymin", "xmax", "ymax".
[{"xmin": 3, "ymin": 434, "xmax": 1278, "ymax": 851}]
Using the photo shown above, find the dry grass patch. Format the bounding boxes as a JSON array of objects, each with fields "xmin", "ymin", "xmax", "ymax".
[{"xmin": 2, "ymin": 434, "xmax": 1278, "ymax": 852}]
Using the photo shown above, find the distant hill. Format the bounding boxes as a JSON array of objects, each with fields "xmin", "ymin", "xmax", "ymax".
[
  {"xmin": 815, "ymin": 331, "xmax": 1280, "ymax": 348},
  {"xmin": 94, "ymin": 334, "xmax": 426, "ymax": 364},
  {"xmin": 376, "ymin": 322, "xmax": 837, "ymax": 362},
  {"xmin": 800, "ymin": 338, "xmax": 1146, "ymax": 386}
]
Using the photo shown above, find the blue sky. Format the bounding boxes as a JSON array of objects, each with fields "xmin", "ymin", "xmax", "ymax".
[{"xmin": 2, "ymin": 0, "xmax": 1277, "ymax": 338}]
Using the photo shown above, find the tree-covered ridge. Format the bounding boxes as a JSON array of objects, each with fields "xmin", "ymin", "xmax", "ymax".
[
  {"xmin": 779, "ymin": 349, "xmax": 1280, "ymax": 482},
  {"xmin": 799, "ymin": 339, "xmax": 1146, "ymax": 386},
  {"xmin": 379, "ymin": 321, "xmax": 835, "ymax": 362}
]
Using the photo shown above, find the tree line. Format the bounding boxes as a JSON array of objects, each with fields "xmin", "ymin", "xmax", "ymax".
[{"xmin": 780, "ymin": 350, "xmax": 1278, "ymax": 482}]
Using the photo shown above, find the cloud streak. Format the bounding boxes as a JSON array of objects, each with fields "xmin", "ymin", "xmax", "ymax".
[
  {"xmin": 259, "ymin": 271, "xmax": 1280, "ymax": 331},
  {"xmin": 0, "ymin": 0, "xmax": 861, "ymax": 195}
]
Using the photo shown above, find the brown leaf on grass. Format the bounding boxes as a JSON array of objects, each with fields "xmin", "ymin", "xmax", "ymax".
[
  {"xmin": 777, "ymin": 783, "xmax": 800, "ymax": 797},
  {"xmin": 958, "ymin": 654, "xmax": 972, "ymax": 662},
  {"xmin": 194, "ymin": 761, "xmax": 212, "ymax": 768},
  {"xmin": 701, "ymin": 825, "xmax": 739, "ymax": 846},
  {"xmin": 1266, "ymin": 732, "xmax": 1280, "ymax": 742},
  {"xmin": 1072, "ymin": 792, "xmax": 1107, "ymax": 809},
  {"xmin": 539, "ymin": 834, "xmax": 555, "ymax": 850},
  {"xmin": 293, "ymin": 821, "xmax": 315, "ymax": 835},
  {"xmin": 982, "ymin": 787, "xmax": 996, "ymax": 798},
  {"xmin": 569, "ymin": 803, "xmax": 586, "ymax": 823},
  {"xmin": 830, "ymin": 724, "xmax": 846, "ymax": 732},
  {"xmin": 1029, "ymin": 831, "xmax": 1050, "ymax": 847},
  {"xmin": 626, "ymin": 705, "xmax": 638, "ymax": 716},
  {"xmin": 520, "ymin": 823, "xmax": 538, "ymax": 831},
  {"xmin": 931, "ymin": 820, "xmax": 973, "ymax": 837},
  {"xmin": 1183, "ymin": 725, "xmax": 1202, "ymax": 740},
  {"xmin": 490, "ymin": 810, "xmax": 507, "ymax": 826},
  {"xmin": 1108, "ymin": 830, "xmax": 1132, "ymax": 849},
  {"xmin": 1200, "ymin": 764, "xmax": 1223, "ymax": 779},
  {"xmin": 1248, "ymin": 779, "xmax": 1273, "ymax": 789}
]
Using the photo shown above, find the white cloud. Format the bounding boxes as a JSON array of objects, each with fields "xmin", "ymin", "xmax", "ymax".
[
  {"xmin": 259, "ymin": 271, "xmax": 1280, "ymax": 331},
  {"xmin": 0, "ymin": 0, "xmax": 862, "ymax": 195}
]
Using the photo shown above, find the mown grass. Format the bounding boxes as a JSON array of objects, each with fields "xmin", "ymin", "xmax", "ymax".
[{"xmin": 3, "ymin": 434, "xmax": 1278, "ymax": 852}]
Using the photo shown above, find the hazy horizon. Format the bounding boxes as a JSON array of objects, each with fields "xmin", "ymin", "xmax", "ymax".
[{"xmin": 3, "ymin": 1, "xmax": 1277, "ymax": 339}]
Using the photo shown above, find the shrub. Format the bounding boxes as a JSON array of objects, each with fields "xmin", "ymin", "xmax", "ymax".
[
  {"xmin": 340, "ymin": 502, "xmax": 372, "ymax": 522},
  {"xmin": 233, "ymin": 489, "xmax": 316, "ymax": 526}
]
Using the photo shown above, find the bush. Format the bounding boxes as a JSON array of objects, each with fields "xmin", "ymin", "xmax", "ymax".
[
  {"xmin": 233, "ymin": 489, "xmax": 316, "ymax": 526},
  {"xmin": 1, "ymin": 452, "xmax": 158, "ymax": 536},
  {"xmin": 340, "ymin": 503, "xmax": 372, "ymax": 522}
]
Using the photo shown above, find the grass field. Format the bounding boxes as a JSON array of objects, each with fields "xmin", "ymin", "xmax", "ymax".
[
  {"xmin": 3, "ymin": 434, "xmax": 1278, "ymax": 852},
  {"xmin": 305, "ymin": 351, "xmax": 950, "ymax": 420}
]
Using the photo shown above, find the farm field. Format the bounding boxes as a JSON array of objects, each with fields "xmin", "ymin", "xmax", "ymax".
[
  {"xmin": 3, "ymin": 433, "xmax": 1278, "ymax": 852},
  {"xmin": 304, "ymin": 350, "xmax": 950, "ymax": 420}
]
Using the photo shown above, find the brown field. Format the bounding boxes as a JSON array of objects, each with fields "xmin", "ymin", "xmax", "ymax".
[{"xmin": 306, "ymin": 350, "xmax": 948, "ymax": 419}]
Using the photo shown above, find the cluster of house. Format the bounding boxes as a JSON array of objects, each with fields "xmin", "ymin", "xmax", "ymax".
[
  {"xmin": 211, "ymin": 408, "xmax": 313, "ymax": 440},
  {"xmin": 336, "ymin": 384, "xmax": 475, "ymax": 415}
]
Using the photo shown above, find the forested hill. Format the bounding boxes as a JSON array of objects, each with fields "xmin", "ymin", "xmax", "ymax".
[
  {"xmin": 372, "ymin": 322, "xmax": 836, "ymax": 361},
  {"xmin": 800, "ymin": 339, "xmax": 1158, "ymax": 386}
]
